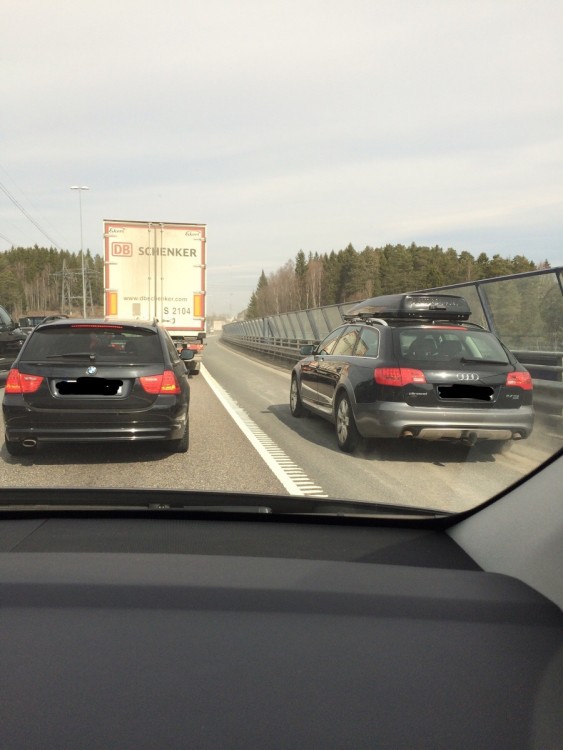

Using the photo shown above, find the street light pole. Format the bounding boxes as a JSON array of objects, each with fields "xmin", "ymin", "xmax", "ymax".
[{"xmin": 70, "ymin": 185, "xmax": 89, "ymax": 317}]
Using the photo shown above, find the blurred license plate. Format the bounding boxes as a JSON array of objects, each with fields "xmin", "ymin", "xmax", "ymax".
[
  {"xmin": 56, "ymin": 378, "xmax": 123, "ymax": 396},
  {"xmin": 437, "ymin": 385, "xmax": 493, "ymax": 401}
]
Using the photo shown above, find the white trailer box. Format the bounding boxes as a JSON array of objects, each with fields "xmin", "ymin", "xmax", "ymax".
[{"xmin": 104, "ymin": 220, "xmax": 206, "ymax": 372}]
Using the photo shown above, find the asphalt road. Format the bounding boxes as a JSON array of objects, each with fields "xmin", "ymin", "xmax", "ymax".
[{"xmin": 0, "ymin": 335, "xmax": 561, "ymax": 513}]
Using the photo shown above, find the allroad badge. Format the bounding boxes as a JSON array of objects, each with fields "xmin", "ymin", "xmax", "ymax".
[
  {"xmin": 457, "ymin": 373, "xmax": 479, "ymax": 381},
  {"xmin": 86, "ymin": 366, "xmax": 97, "ymax": 376}
]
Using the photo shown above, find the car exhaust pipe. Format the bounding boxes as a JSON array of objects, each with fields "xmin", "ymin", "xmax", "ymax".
[
  {"xmin": 402, "ymin": 430, "xmax": 415, "ymax": 438},
  {"xmin": 22, "ymin": 439, "xmax": 37, "ymax": 448},
  {"xmin": 512, "ymin": 432, "xmax": 523, "ymax": 440}
]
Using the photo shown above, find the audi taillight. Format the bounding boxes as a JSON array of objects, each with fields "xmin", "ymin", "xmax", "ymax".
[
  {"xmin": 505, "ymin": 371, "xmax": 533, "ymax": 390},
  {"xmin": 5, "ymin": 369, "xmax": 44, "ymax": 394},
  {"xmin": 374, "ymin": 368, "xmax": 427, "ymax": 386},
  {"xmin": 139, "ymin": 371, "xmax": 181, "ymax": 395}
]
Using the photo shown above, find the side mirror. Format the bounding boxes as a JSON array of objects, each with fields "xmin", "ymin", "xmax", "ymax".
[
  {"xmin": 300, "ymin": 344, "xmax": 317, "ymax": 356},
  {"xmin": 180, "ymin": 349, "xmax": 195, "ymax": 361}
]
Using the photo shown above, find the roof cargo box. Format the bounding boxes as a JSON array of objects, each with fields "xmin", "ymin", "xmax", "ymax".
[{"xmin": 345, "ymin": 293, "xmax": 471, "ymax": 321}]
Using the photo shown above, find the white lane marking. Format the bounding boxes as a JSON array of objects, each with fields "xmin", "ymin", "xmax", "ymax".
[
  {"xmin": 216, "ymin": 339, "xmax": 292, "ymax": 379},
  {"xmin": 200, "ymin": 364, "xmax": 327, "ymax": 497}
]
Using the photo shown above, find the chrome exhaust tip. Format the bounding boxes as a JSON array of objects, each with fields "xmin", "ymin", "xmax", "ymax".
[{"xmin": 22, "ymin": 439, "xmax": 37, "ymax": 448}]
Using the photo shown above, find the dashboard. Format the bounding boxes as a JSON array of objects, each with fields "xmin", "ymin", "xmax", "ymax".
[{"xmin": 0, "ymin": 452, "xmax": 561, "ymax": 749}]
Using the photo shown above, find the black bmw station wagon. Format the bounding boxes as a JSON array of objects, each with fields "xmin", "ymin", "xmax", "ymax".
[
  {"xmin": 3, "ymin": 319, "xmax": 194, "ymax": 456},
  {"xmin": 290, "ymin": 293, "xmax": 534, "ymax": 452}
]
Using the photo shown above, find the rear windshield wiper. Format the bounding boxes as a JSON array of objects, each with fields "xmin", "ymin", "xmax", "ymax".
[
  {"xmin": 45, "ymin": 352, "xmax": 96, "ymax": 360},
  {"xmin": 460, "ymin": 357, "xmax": 508, "ymax": 366}
]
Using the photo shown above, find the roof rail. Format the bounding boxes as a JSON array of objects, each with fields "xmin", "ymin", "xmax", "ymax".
[{"xmin": 343, "ymin": 315, "xmax": 389, "ymax": 326}]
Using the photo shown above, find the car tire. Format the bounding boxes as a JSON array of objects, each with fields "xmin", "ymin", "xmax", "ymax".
[
  {"xmin": 4, "ymin": 435, "xmax": 36, "ymax": 457},
  {"xmin": 335, "ymin": 393, "xmax": 360, "ymax": 453},
  {"xmin": 167, "ymin": 418, "xmax": 189, "ymax": 453},
  {"xmin": 290, "ymin": 375, "xmax": 306, "ymax": 417}
]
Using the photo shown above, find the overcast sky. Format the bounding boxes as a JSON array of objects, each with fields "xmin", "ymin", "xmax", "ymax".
[{"xmin": 1, "ymin": 0, "xmax": 562, "ymax": 314}]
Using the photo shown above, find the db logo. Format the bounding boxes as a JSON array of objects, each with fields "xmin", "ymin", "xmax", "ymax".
[{"xmin": 112, "ymin": 242, "xmax": 133, "ymax": 256}]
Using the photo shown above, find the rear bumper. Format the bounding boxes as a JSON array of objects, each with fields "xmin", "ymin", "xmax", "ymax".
[
  {"xmin": 5, "ymin": 424, "xmax": 186, "ymax": 444},
  {"xmin": 3, "ymin": 400, "xmax": 188, "ymax": 445},
  {"xmin": 353, "ymin": 401, "xmax": 534, "ymax": 441}
]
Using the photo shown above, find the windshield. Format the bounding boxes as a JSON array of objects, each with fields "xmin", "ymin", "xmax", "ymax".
[{"xmin": 0, "ymin": 1, "xmax": 561, "ymax": 516}]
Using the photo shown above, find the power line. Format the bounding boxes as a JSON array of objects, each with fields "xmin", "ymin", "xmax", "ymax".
[
  {"xmin": 0, "ymin": 231, "xmax": 16, "ymax": 246},
  {"xmin": 0, "ymin": 179, "xmax": 64, "ymax": 251},
  {"xmin": 0, "ymin": 163, "xmax": 71, "ymax": 248}
]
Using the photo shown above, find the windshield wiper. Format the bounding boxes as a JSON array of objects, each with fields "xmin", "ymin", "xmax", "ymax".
[
  {"xmin": 45, "ymin": 352, "xmax": 96, "ymax": 361},
  {"xmin": 460, "ymin": 357, "xmax": 508, "ymax": 366}
]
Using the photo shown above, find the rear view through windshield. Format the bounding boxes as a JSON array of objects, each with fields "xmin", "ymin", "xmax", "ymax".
[{"xmin": 20, "ymin": 325, "xmax": 164, "ymax": 364}]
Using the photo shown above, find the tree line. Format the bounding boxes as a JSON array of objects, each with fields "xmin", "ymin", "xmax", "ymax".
[
  {"xmin": 0, "ymin": 245, "xmax": 104, "ymax": 319},
  {"xmin": 246, "ymin": 243, "xmax": 545, "ymax": 319}
]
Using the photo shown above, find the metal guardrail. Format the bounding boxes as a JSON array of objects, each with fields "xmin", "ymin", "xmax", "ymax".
[
  {"xmin": 221, "ymin": 331, "xmax": 563, "ymax": 373},
  {"xmin": 511, "ymin": 352, "xmax": 563, "ymax": 381}
]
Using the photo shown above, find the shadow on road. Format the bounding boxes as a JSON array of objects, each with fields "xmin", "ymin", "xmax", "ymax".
[
  {"xmin": 266, "ymin": 402, "xmax": 502, "ymax": 464},
  {"xmin": 1, "ymin": 441, "xmax": 172, "ymax": 466}
]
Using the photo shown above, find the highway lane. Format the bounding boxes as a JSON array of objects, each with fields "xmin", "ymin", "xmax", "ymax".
[
  {"xmin": 0, "ymin": 360, "xmax": 286, "ymax": 497},
  {"xmin": 0, "ymin": 335, "xmax": 560, "ymax": 513}
]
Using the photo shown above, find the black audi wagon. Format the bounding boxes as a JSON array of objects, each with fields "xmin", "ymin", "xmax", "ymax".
[{"xmin": 290, "ymin": 293, "xmax": 534, "ymax": 452}]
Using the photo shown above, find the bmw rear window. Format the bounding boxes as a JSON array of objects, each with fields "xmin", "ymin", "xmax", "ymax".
[{"xmin": 20, "ymin": 325, "xmax": 164, "ymax": 363}]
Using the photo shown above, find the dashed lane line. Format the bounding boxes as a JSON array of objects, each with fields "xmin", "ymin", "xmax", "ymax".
[{"xmin": 200, "ymin": 365, "xmax": 327, "ymax": 497}]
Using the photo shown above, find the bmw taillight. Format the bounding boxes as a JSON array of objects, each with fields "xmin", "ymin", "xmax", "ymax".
[
  {"xmin": 139, "ymin": 370, "xmax": 181, "ymax": 395},
  {"xmin": 5, "ymin": 369, "xmax": 44, "ymax": 394},
  {"xmin": 374, "ymin": 368, "xmax": 427, "ymax": 386},
  {"xmin": 505, "ymin": 371, "xmax": 533, "ymax": 390}
]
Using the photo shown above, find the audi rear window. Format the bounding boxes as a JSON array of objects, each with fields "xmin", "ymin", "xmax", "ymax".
[
  {"xmin": 20, "ymin": 325, "xmax": 164, "ymax": 363},
  {"xmin": 398, "ymin": 329, "xmax": 510, "ymax": 364}
]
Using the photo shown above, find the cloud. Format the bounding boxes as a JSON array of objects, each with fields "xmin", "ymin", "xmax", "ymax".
[{"xmin": 1, "ymin": 0, "xmax": 562, "ymax": 312}]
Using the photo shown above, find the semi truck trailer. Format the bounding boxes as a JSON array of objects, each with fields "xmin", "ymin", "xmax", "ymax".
[{"xmin": 103, "ymin": 220, "xmax": 206, "ymax": 374}]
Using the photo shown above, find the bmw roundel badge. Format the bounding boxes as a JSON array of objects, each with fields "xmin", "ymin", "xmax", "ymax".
[{"xmin": 86, "ymin": 366, "xmax": 97, "ymax": 376}]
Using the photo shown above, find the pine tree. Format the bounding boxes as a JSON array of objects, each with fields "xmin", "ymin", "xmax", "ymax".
[
  {"xmin": 295, "ymin": 250, "xmax": 308, "ymax": 309},
  {"xmin": 242, "ymin": 242, "xmax": 540, "ymax": 318}
]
